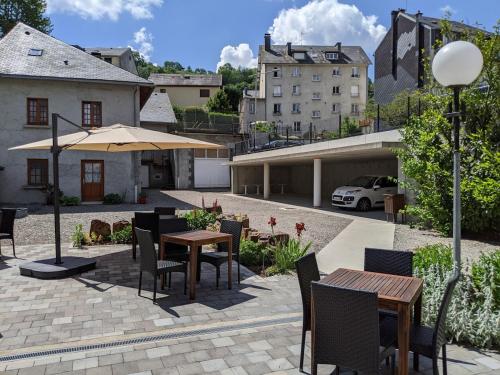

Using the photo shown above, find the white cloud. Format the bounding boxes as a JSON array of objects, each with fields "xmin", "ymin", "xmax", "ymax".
[
  {"xmin": 217, "ymin": 43, "xmax": 258, "ymax": 70},
  {"xmin": 440, "ymin": 5, "xmax": 456, "ymax": 16},
  {"xmin": 132, "ymin": 27, "xmax": 154, "ymax": 61},
  {"xmin": 46, "ymin": 0, "xmax": 163, "ymax": 21},
  {"xmin": 268, "ymin": 0, "xmax": 386, "ymax": 56}
]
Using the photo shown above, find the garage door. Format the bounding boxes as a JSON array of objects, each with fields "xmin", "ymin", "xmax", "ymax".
[{"xmin": 194, "ymin": 148, "xmax": 230, "ymax": 188}]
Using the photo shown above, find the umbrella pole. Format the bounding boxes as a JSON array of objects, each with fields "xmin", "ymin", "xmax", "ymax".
[{"xmin": 52, "ymin": 114, "xmax": 62, "ymax": 265}]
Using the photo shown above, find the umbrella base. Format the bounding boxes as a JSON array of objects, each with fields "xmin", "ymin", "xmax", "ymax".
[{"xmin": 19, "ymin": 256, "xmax": 96, "ymax": 279}]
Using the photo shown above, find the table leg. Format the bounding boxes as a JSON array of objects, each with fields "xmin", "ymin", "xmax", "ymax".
[
  {"xmin": 189, "ymin": 242, "xmax": 198, "ymax": 300},
  {"xmin": 227, "ymin": 239, "xmax": 232, "ymax": 290},
  {"xmin": 280, "ymin": 184, "xmax": 284, "ymax": 195},
  {"xmin": 413, "ymin": 294, "xmax": 422, "ymax": 371},
  {"xmin": 196, "ymin": 246, "xmax": 201, "ymax": 283},
  {"xmin": 243, "ymin": 185, "xmax": 248, "ymax": 195},
  {"xmin": 160, "ymin": 239, "xmax": 165, "ymax": 288},
  {"xmin": 256, "ymin": 185, "xmax": 260, "ymax": 195},
  {"xmin": 398, "ymin": 304, "xmax": 411, "ymax": 375}
]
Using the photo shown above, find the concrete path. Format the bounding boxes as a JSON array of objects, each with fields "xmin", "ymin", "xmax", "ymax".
[{"xmin": 317, "ymin": 220, "xmax": 396, "ymax": 274}]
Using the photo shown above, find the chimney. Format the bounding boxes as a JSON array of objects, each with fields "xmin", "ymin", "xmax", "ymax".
[
  {"xmin": 264, "ymin": 33, "xmax": 271, "ymax": 52},
  {"xmin": 287, "ymin": 42, "xmax": 292, "ymax": 56},
  {"xmin": 336, "ymin": 42, "xmax": 342, "ymax": 56}
]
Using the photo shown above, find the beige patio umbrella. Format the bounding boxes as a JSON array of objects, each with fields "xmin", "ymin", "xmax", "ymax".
[{"xmin": 9, "ymin": 123, "xmax": 222, "ymax": 152}]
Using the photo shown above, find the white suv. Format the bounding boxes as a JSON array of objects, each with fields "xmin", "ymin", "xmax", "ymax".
[{"xmin": 331, "ymin": 175, "xmax": 398, "ymax": 211}]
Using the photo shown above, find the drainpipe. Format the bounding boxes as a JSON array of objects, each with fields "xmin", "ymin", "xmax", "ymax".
[{"xmin": 133, "ymin": 85, "xmax": 139, "ymax": 203}]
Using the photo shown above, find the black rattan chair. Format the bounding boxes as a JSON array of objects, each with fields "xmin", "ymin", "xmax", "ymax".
[
  {"xmin": 135, "ymin": 227, "xmax": 187, "ymax": 302},
  {"xmin": 132, "ymin": 212, "xmax": 158, "ymax": 260},
  {"xmin": 310, "ymin": 282, "xmax": 396, "ymax": 375},
  {"xmin": 295, "ymin": 253, "xmax": 320, "ymax": 372},
  {"xmin": 0, "ymin": 208, "xmax": 16, "ymax": 258},
  {"xmin": 411, "ymin": 278, "xmax": 457, "ymax": 375},
  {"xmin": 154, "ymin": 207, "xmax": 177, "ymax": 219},
  {"xmin": 364, "ymin": 247, "xmax": 413, "ymax": 277},
  {"xmin": 199, "ymin": 220, "xmax": 243, "ymax": 288},
  {"xmin": 158, "ymin": 218, "xmax": 190, "ymax": 286}
]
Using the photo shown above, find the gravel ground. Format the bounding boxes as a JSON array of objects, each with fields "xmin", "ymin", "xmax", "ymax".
[
  {"xmin": 9, "ymin": 190, "xmax": 352, "ymax": 252},
  {"xmin": 393, "ymin": 224, "xmax": 500, "ymax": 261}
]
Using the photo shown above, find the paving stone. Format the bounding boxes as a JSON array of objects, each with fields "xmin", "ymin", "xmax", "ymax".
[
  {"xmin": 146, "ymin": 346, "xmax": 172, "ymax": 359},
  {"xmin": 248, "ymin": 340, "xmax": 273, "ymax": 351},
  {"xmin": 98, "ymin": 353, "xmax": 123, "ymax": 366},
  {"xmin": 73, "ymin": 357, "xmax": 98, "ymax": 371},
  {"xmin": 200, "ymin": 358, "xmax": 229, "ymax": 372},
  {"xmin": 212, "ymin": 337, "xmax": 236, "ymax": 347}
]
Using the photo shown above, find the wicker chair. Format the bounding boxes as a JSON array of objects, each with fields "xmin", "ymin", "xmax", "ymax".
[
  {"xmin": 135, "ymin": 227, "xmax": 187, "ymax": 302},
  {"xmin": 295, "ymin": 253, "xmax": 320, "ymax": 372},
  {"xmin": 132, "ymin": 212, "xmax": 159, "ymax": 260},
  {"xmin": 310, "ymin": 282, "xmax": 396, "ymax": 375},
  {"xmin": 0, "ymin": 208, "xmax": 17, "ymax": 258},
  {"xmin": 199, "ymin": 220, "xmax": 243, "ymax": 288},
  {"xmin": 154, "ymin": 207, "xmax": 177, "ymax": 219},
  {"xmin": 364, "ymin": 247, "xmax": 413, "ymax": 277},
  {"xmin": 411, "ymin": 278, "xmax": 458, "ymax": 375},
  {"xmin": 158, "ymin": 218, "xmax": 190, "ymax": 286}
]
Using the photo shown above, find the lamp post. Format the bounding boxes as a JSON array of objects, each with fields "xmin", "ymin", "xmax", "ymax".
[{"xmin": 431, "ymin": 41, "xmax": 483, "ymax": 279}]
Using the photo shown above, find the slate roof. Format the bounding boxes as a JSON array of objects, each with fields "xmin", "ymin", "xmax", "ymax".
[
  {"xmin": 83, "ymin": 47, "xmax": 130, "ymax": 56},
  {"xmin": 149, "ymin": 73, "xmax": 223, "ymax": 87},
  {"xmin": 403, "ymin": 13, "xmax": 488, "ymax": 34},
  {"xmin": 0, "ymin": 23, "xmax": 152, "ymax": 86},
  {"xmin": 140, "ymin": 92, "xmax": 177, "ymax": 124},
  {"xmin": 259, "ymin": 45, "xmax": 371, "ymax": 65}
]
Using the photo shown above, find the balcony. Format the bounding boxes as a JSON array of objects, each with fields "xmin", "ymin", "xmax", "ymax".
[
  {"xmin": 273, "ymin": 111, "xmax": 282, "ymax": 116},
  {"xmin": 291, "ymin": 110, "xmax": 301, "ymax": 114},
  {"xmin": 273, "ymin": 93, "xmax": 282, "ymax": 97},
  {"xmin": 351, "ymin": 74, "xmax": 360, "ymax": 78},
  {"xmin": 351, "ymin": 93, "xmax": 360, "ymax": 98}
]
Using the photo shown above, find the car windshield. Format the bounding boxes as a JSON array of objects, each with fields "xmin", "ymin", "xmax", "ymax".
[{"xmin": 348, "ymin": 176, "xmax": 378, "ymax": 189}]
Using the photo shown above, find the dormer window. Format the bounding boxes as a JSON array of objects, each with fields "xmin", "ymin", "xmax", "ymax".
[
  {"xmin": 294, "ymin": 52, "xmax": 306, "ymax": 60},
  {"xmin": 28, "ymin": 48, "xmax": 43, "ymax": 56},
  {"xmin": 326, "ymin": 52, "xmax": 338, "ymax": 60}
]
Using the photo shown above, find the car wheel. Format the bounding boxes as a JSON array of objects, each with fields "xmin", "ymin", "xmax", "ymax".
[{"xmin": 357, "ymin": 198, "xmax": 371, "ymax": 212}]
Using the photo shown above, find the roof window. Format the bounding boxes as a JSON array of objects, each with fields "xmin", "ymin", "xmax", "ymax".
[
  {"xmin": 294, "ymin": 52, "xmax": 306, "ymax": 60},
  {"xmin": 28, "ymin": 48, "xmax": 43, "ymax": 56}
]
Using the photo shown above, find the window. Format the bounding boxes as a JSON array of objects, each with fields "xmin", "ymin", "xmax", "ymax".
[
  {"xmin": 194, "ymin": 149, "xmax": 206, "ymax": 158},
  {"xmin": 293, "ymin": 121, "xmax": 301, "ymax": 132},
  {"xmin": 27, "ymin": 159, "xmax": 48, "ymax": 186},
  {"xmin": 104, "ymin": 57, "xmax": 112, "ymax": 63},
  {"xmin": 28, "ymin": 48, "xmax": 43, "ymax": 56},
  {"xmin": 159, "ymin": 88, "xmax": 166, "ymax": 93},
  {"xmin": 351, "ymin": 85, "xmax": 359, "ymax": 97},
  {"xmin": 200, "ymin": 89, "xmax": 210, "ymax": 97},
  {"xmin": 351, "ymin": 66, "xmax": 360, "ymax": 78},
  {"xmin": 27, "ymin": 98, "xmax": 48, "ymax": 125},
  {"xmin": 378, "ymin": 177, "xmax": 398, "ymax": 188},
  {"xmin": 294, "ymin": 52, "xmax": 305, "ymax": 60},
  {"xmin": 332, "ymin": 66, "xmax": 340, "ymax": 76},
  {"xmin": 332, "ymin": 86, "xmax": 340, "ymax": 95},
  {"xmin": 249, "ymin": 101, "xmax": 255, "ymax": 114},
  {"xmin": 291, "ymin": 67, "xmax": 301, "ymax": 77},
  {"xmin": 272, "ymin": 67, "xmax": 281, "ymax": 78},
  {"xmin": 332, "ymin": 103, "xmax": 340, "ymax": 113},
  {"xmin": 82, "ymin": 101, "xmax": 102, "ymax": 127},
  {"xmin": 312, "ymin": 74, "xmax": 321, "ymax": 82},
  {"xmin": 194, "ymin": 148, "xmax": 229, "ymax": 159},
  {"xmin": 351, "ymin": 104, "xmax": 360, "ymax": 115},
  {"xmin": 292, "ymin": 103, "xmax": 301, "ymax": 113},
  {"xmin": 206, "ymin": 149, "xmax": 218, "ymax": 158},
  {"xmin": 273, "ymin": 103, "xmax": 281, "ymax": 115},
  {"xmin": 292, "ymin": 85, "xmax": 301, "ymax": 96},
  {"xmin": 312, "ymin": 110, "xmax": 321, "ymax": 118},
  {"xmin": 312, "ymin": 92, "xmax": 321, "ymax": 100},
  {"xmin": 273, "ymin": 85, "xmax": 282, "ymax": 97},
  {"xmin": 325, "ymin": 52, "xmax": 338, "ymax": 60},
  {"xmin": 218, "ymin": 148, "xmax": 229, "ymax": 159}
]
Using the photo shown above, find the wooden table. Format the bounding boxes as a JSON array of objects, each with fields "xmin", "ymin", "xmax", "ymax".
[
  {"xmin": 318, "ymin": 268, "xmax": 423, "ymax": 375},
  {"xmin": 160, "ymin": 230, "xmax": 233, "ymax": 300}
]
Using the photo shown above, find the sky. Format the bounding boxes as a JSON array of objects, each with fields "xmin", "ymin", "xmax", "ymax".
[{"xmin": 46, "ymin": 0, "xmax": 499, "ymax": 73}]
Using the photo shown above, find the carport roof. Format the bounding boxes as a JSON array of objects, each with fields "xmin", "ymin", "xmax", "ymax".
[{"xmin": 231, "ymin": 130, "xmax": 402, "ymax": 166}]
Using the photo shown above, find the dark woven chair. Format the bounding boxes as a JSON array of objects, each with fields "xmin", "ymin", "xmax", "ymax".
[
  {"xmin": 411, "ymin": 278, "xmax": 458, "ymax": 375},
  {"xmin": 158, "ymin": 218, "xmax": 190, "ymax": 285},
  {"xmin": 199, "ymin": 220, "xmax": 243, "ymax": 288},
  {"xmin": 0, "ymin": 208, "xmax": 16, "ymax": 258},
  {"xmin": 295, "ymin": 253, "xmax": 320, "ymax": 372},
  {"xmin": 135, "ymin": 227, "xmax": 187, "ymax": 302},
  {"xmin": 132, "ymin": 212, "xmax": 158, "ymax": 260},
  {"xmin": 364, "ymin": 247, "xmax": 413, "ymax": 277},
  {"xmin": 310, "ymin": 282, "xmax": 396, "ymax": 375},
  {"xmin": 154, "ymin": 207, "xmax": 177, "ymax": 219}
]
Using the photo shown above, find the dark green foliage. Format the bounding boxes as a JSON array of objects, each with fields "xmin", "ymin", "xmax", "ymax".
[
  {"xmin": 413, "ymin": 244, "xmax": 453, "ymax": 273},
  {"xmin": 103, "ymin": 193, "xmax": 123, "ymax": 205},
  {"xmin": 217, "ymin": 63, "xmax": 257, "ymax": 112},
  {"xmin": 206, "ymin": 90, "xmax": 232, "ymax": 113},
  {"xmin": 239, "ymin": 239, "xmax": 268, "ymax": 267},
  {"xmin": 111, "ymin": 225, "xmax": 133, "ymax": 244},
  {"xmin": 182, "ymin": 209, "xmax": 217, "ymax": 230},
  {"xmin": 60, "ymin": 196, "xmax": 80, "ymax": 206},
  {"xmin": 0, "ymin": 0, "xmax": 52, "ymax": 36},
  {"xmin": 471, "ymin": 251, "xmax": 500, "ymax": 308}
]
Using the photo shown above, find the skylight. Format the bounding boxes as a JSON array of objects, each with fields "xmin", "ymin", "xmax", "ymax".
[{"xmin": 28, "ymin": 49, "xmax": 43, "ymax": 56}]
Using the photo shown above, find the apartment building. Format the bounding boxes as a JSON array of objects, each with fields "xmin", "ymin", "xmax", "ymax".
[
  {"xmin": 83, "ymin": 47, "xmax": 139, "ymax": 75},
  {"xmin": 241, "ymin": 34, "xmax": 370, "ymax": 136}
]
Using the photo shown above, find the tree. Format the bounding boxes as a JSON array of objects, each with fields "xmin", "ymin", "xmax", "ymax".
[
  {"xmin": 206, "ymin": 90, "xmax": 231, "ymax": 113},
  {"xmin": 0, "ymin": 0, "xmax": 52, "ymax": 36},
  {"xmin": 216, "ymin": 63, "xmax": 257, "ymax": 112}
]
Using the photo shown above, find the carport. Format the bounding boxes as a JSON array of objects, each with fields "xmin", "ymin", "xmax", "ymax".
[{"xmin": 230, "ymin": 130, "xmax": 404, "ymax": 207}]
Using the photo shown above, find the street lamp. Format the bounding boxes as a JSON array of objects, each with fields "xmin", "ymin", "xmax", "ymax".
[{"xmin": 431, "ymin": 41, "xmax": 483, "ymax": 278}]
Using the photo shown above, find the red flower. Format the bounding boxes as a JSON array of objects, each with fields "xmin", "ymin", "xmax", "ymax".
[
  {"xmin": 295, "ymin": 222, "xmax": 306, "ymax": 237},
  {"xmin": 268, "ymin": 216, "xmax": 277, "ymax": 227}
]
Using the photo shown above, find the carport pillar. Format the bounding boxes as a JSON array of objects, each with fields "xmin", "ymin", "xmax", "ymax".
[
  {"xmin": 313, "ymin": 158, "xmax": 322, "ymax": 207},
  {"xmin": 263, "ymin": 162, "xmax": 270, "ymax": 199}
]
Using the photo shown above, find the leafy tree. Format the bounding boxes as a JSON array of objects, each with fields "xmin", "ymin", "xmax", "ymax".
[
  {"xmin": 206, "ymin": 89, "xmax": 231, "ymax": 113},
  {"xmin": 397, "ymin": 21, "xmax": 500, "ymax": 236},
  {"xmin": 217, "ymin": 63, "xmax": 257, "ymax": 112},
  {"xmin": 0, "ymin": 0, "xmax": 52, "ymax": 36}
]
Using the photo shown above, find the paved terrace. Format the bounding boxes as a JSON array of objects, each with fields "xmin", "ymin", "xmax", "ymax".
[{"xmin": 1, "ymin": 243, "xmax": 499, "ymax": 374}]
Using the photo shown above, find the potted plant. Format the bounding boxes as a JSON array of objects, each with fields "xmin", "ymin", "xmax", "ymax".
[{"xmin": 138, "ymin": 192, "xmax": 147, "ymax": 204}]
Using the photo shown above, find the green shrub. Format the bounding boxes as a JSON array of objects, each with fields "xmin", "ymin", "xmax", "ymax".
[
  {"xmin": 60, "ymin": 195, "xmax": 80, "ymax": 206},
  {"xmin": 471, "ymin": 251, "xmax": 500, "ymax": 308},
  {"xmin": 71, "ymin": 224, "xmax": 85, "ymax": 248},
  {"xmin": 182, "ymin": 209, "xmax": 217, "ymax": 230},
  {"xmin": 270, "ymin": 239, "xmax": 312, "ymax": 275},
  {"xmin": 239, "ymin": 239, "xmax": 268, "ymax": 268},
  {"xmin": 110, "ymin": 225, "xmax": 133, "ymax": 244},
  {"xmin": 413, "ymin": 244, "xmax": 453, "ymax": 274},
  {"xmin": 103, "ymin": 193, "xmax": 123, "ymax": 205}
]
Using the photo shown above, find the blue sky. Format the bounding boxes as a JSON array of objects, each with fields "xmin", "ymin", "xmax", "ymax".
[{"xmin": 47, "ymin": 0, "xmax": 499, "ymax": 72}]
